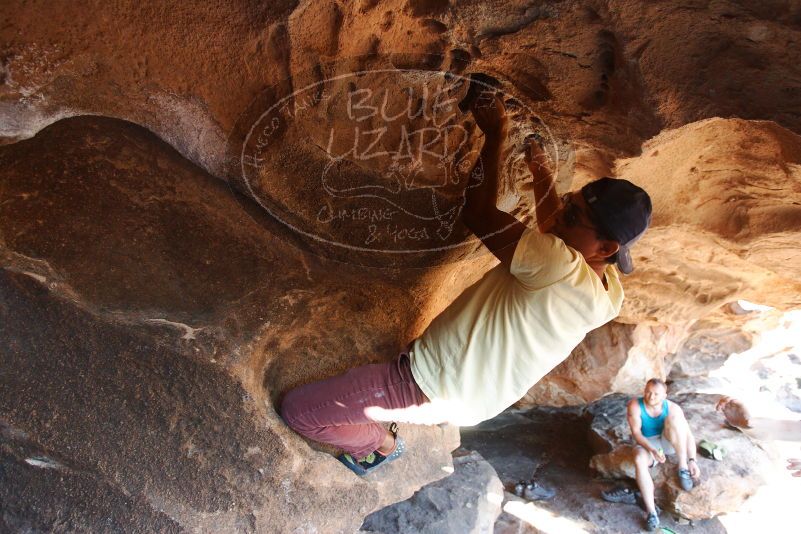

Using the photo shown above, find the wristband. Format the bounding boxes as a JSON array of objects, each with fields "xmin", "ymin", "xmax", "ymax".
[{"xmin": 688, "ymin": 458, "xmax": 697, "ymax": 463}]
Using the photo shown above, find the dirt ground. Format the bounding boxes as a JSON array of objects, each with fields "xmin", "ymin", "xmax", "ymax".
[{"xmin": 461, "ymin": 408, "xmax": 726, "ymax": 534}]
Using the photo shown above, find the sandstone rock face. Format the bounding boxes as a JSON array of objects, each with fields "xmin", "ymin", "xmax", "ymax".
[
  {"xmin": 524, "ymin": 302, "xmax": 785, "ymax": 409},
  {"xmin": 3, "ymin": 2, "xmax": 801, "ymax": 305},
  {"xmin": 0, "ymin": 116, "xmax": 460, "ymax": 533},
  {"xmin": 3, "ymin": 0, "xmax": 801, "ymax": 529},
  {"xmin": 360, "ymin": 450, "xmax": 503, "ymax": 534},
  {"xmin": 523, "ymin": 321, "xmax": 689, "ymax": 407},
  {"xmin": 4, "ymin": 0, "xmax": 801, "ymax": 177},
  {"xmin": 667, "ymin": 305, "xmax": 785, "ymax": 380},
  {"xmin": 587, "ymin": 394, "xmax": 770, "ymax": 520},
  {"xmin": 616, "ymin": 118, "xmax": 801, "ymax": 324}
]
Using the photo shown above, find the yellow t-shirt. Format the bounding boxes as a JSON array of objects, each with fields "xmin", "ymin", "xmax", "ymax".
[{"xmin": 410, "ymin": 227, "xmax": 624, "ymax": 426}]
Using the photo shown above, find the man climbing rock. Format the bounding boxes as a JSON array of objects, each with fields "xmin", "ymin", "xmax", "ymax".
[
  {"xmin": 616, "ymin": 379, "xmax": 701, "ymax": 531},
  {"xmin": 279, "ymin": 85, "xmax": 652, "ymax": 477}
]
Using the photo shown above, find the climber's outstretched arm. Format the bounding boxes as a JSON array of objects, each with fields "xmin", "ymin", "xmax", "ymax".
[{"xmin": 462, "ymin": 94, "xmax": 526, "ymax": 267}]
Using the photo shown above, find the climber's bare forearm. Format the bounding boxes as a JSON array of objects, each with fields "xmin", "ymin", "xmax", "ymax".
[
  {"xmin": 463, "ymin": 132, "xmax": 525, "ymax": 266},
  {"xmin": 529, "ymin": 155, "xmax": 560, "ymax": 234},
  {"xmin": 463, "ymin": 135, "xmax": 501, "ymax": 220}
]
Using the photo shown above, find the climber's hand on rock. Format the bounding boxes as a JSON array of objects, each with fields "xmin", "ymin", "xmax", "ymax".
[
  {"xmin": 471, "ymin": 92, "xmax": 507, "ymax": 138},
  {"xmin": 525, "ymin": 134, "xmax": 551, "ymax": 176}
]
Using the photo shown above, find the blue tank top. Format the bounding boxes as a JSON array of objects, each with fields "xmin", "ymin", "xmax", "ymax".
[{"xmin": 638, "ymin": 397, "xmax": 668, "ymax": 437}]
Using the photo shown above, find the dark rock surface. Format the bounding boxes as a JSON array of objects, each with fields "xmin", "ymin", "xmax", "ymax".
[
  {"xmin": 0, "ymin": 269, "xmax": 270, "ymax": 532},
  {"xmin": 361, "ymin": 449, "xmax": 503, "ymax": 534},
  {"xmin": 0, "ymin": 115, "xmax": 460, "ymax": 532}
]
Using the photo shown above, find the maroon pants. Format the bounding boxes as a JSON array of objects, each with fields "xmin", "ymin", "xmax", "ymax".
[{"xmin": 279, "ymin": 348, "xmax": 428, "ymax": 459}]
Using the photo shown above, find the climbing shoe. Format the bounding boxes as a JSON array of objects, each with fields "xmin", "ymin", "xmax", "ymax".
[
  {"xmin": 646, "ymin": 512, "xmax": 660, "ymax": 531},
  {"xmin": 699, "ymin": 439, "xmax": 726, "ymax": 460},
  {"xmin": 601, "ymin": 485, "xmax": 639, "ymax": 505},
  {"xmin": 337, "ymin": 437, "xmax": 406, "ymax": 477},
  {"xmin": 678, "ymin": 467, "xmax": 694, "ymax": 491},
  {"xmin": 513, "ymin": 480, "xmax": 556, "ymax": 501}
]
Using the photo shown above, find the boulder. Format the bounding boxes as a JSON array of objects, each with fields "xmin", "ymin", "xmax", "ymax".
[
  {"xmin": 616, "ymin": 117, "xmax": 801, "ymax": 323},
  {"xmin": 587, "ymin": 394, "xmax": 770, "ymax": 520},
  {"xmin": 522, "ymin": 321, "xmax": 688, "ymax": 407},
  {"xmin": 4, "ymin": 0, "xmax": 801, "ymax": 179},
  {"xmin": 360, "ymin": 449, "xmax": 503, "ymax": 534},
  {"xmin": 3, "ymin": 0, "xmax": 801, "ymax": 318},
  {"xmin": 3, "ymin": 0, "xmax": 801, "ymax": 528},
  {"xmin": 0, "ymin": 115, "xmax": 460, "ymax": 533},
  {"xmin": 669, "ymin": 318, "xmax": 755, "ymax": 380},
  {"xmin": 668, "ymin": 306, "xmax": 784, "ymax": 380}
]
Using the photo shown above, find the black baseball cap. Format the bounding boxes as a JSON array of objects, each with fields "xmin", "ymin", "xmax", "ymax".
[{"xmin": 581, "ymin": 177, "xmax": 652, "ymax": 275}]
